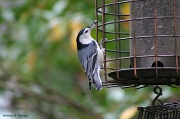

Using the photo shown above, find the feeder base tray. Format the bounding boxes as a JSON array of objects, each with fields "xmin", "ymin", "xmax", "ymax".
[{"xmin": 108, "ymin": 68, "xmax": 180, "ymax": 85}]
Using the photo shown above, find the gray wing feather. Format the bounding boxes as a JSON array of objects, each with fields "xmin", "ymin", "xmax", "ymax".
[{"xmin": 77, "ymin": 41, "xmax": 98, "ymax": 89}]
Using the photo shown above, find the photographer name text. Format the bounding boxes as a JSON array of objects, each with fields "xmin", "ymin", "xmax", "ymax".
[{"xmin": 3, "ymin": 114, "xmax": 28, "ymax": 118}]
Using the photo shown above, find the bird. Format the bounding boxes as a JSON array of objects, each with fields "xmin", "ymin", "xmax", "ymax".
[{"xmin": 76, "ymin": 20, "xmax": 104, "ymax": 91}]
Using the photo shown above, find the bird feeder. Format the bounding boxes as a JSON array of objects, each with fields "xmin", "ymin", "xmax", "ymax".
[
  {"xmin": 95, "ymin": 0, "xmax": 180, "ymax": 118},
  {"xmin": 138, "ymin": 102, "xmax": 180, "ymax": 119},
  {"xmin": 96, "ymin": 0, "xmax": 180, "ymax": 87}
]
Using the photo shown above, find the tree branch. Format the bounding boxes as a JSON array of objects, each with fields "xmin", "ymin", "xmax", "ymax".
[{"xmin": 0, "ymin": 80, "xmax": 102, "ymax": 119}]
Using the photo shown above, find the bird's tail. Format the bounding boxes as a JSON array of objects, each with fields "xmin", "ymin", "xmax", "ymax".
[{"xmin": 93, "ymin": 66, "xmax": 102, "ymax": 91}]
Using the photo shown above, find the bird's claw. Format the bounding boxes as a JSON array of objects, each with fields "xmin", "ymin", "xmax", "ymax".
[
  {"xmin": 100, "ymin": 38, "xmax": 107, "ymax": 45},
  {"xmin": 100, "ymin": 38, "xmax": 107, "ymax": 50}
]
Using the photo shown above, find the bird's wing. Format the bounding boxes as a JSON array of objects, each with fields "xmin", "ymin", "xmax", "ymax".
[{"xmin": 78, "ymin": 41, "xmax": 98, "ymax": 89}]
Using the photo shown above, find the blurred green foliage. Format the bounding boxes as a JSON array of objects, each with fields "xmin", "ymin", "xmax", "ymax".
[{"xmin": 0, "ymin": 0, "xmax": 180, "ymax": 119}]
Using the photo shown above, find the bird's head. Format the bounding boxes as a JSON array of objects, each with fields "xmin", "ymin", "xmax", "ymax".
[{"xmin": 76, "ymin": 20, "xmax": 97, "ymax": 44}]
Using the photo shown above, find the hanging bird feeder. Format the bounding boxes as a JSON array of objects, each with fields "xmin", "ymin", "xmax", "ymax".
[
  {"xmin": 138, "ymin": 102, "xmax": 180, "ymax": 119},
  {"xmin": 95, "ymin": 0, "xmax": 180, "ymax": 118},
  {"xmin": 95, "ymin": 0, "xmax": 180, "ymax": 87}
]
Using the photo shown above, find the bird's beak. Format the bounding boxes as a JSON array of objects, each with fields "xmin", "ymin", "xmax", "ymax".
[{"xmin": 89, "ymin": 20, "xmax": 97, "ymax": 30}]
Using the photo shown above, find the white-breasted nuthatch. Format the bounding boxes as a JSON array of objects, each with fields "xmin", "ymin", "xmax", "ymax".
[{"xmin": 76, "ymin": 20, "xmax": 104, "ymax": 91}]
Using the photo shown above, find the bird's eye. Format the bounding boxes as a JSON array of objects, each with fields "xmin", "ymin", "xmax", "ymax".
[{"xmin": 85, "ymin": 30, "xmax": 88, "ymax": 33}]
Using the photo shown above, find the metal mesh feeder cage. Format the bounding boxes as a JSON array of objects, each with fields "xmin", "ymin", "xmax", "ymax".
[
  {"xmin": 138, "ymin": 102, "xmax": 180, "ymax": 119},
  {"xmin": 95, "ymin": 0, "xmax": 180, "ymax": 88}
]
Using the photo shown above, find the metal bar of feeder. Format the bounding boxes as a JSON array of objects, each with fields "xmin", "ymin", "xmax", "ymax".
[
  {"xmin": 114, "ymin": 0, "xmax": 120, "ymax": 79},
  {"xmin": 173, "ymin": 0, "xmax": 179, "ymax": 74},
  {"xmin": 101, "ymin": 0, "xmax": 108, "ymax": 83}
]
